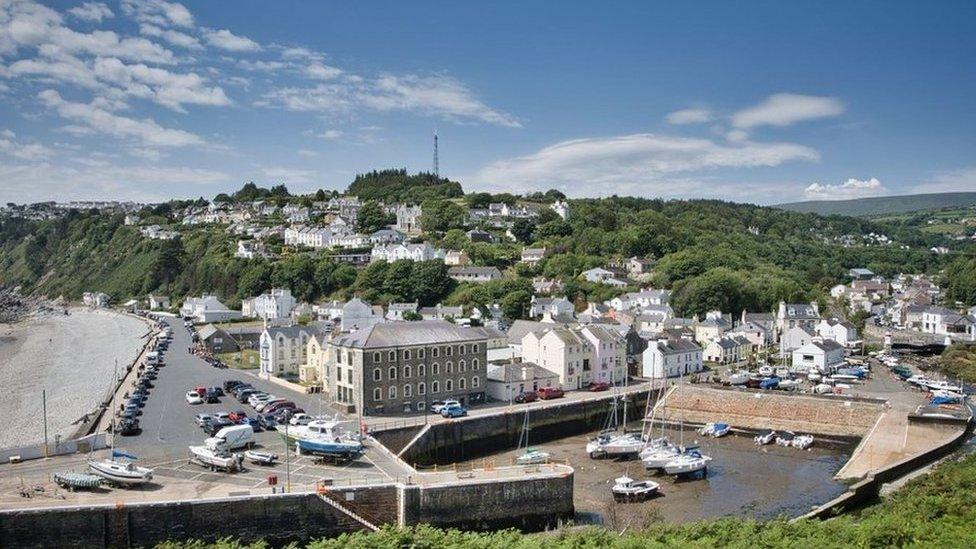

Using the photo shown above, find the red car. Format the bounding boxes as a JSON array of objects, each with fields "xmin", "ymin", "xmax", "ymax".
[
  {"xmin": 194, "ymin": 386, "xmax": 207, "ymax": 397},
  {"xmin": 514, "ymin": 391, "xmax": 537, "ymax": 403},
  {"xmin": 588, "ymin": 382, "xmax": 611, "ymax": 392},
  {"xmin": 264, "ymin": 401, "xmax": 296, "ymax": 414},
  {"xmin": 537, "ymin": 387, "xmax": 564, "ymax": 400}
]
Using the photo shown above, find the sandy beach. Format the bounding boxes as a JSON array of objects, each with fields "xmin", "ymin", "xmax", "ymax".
[{"xmin": 0, "ymin": 308, "xmax": 149, "ymax": 449}]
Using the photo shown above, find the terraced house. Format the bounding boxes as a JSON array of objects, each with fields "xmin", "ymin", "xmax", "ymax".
[{"xmin": 324, "ymin": 321, "xmax": 488, "ymax": 415}]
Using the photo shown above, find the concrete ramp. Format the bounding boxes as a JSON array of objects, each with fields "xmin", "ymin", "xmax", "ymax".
[
  {"xmin": 397, "ymin": 424, "xmax": 431, "ymax": 458},
  {"xmin": 317, "ymin": 493, "xmax": 380, "ymax": 532}
]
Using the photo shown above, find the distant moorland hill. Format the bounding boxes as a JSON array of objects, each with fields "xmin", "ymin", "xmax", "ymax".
[{"xmin": 775, "ymin": 192, "xmax": 976, "ymax": 217}]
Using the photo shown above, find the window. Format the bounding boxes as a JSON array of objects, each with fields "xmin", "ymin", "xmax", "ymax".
[
  {"xmin": 418, "ymin": 348, "xmax": 425, "ymax": 359},
  {"xmin": 404, "ymin": 384, "xmax": 412, "ymax": 397},
  {"xmin": 404, "ymin": 365, "xmax": 412, "ymax": 378},
  {"xmin": 472, "ymin": 344, "xmax": 479, "ymax": 353},
  {"xmin": 373, "ymin": 352, "xmax": 381, "ymax": 363},
  {"xmin": 389, "ymin": 366, "xmax": 397, "ymax": 380},
  {"xmin": 389, "ymin": 386, "xmax": 397, "ymax": 399},
  {"xmin": 446, "ymin": 361, "xmax": 453, "ymax": 374},
  {"xmin": 431, "ymin": 380, "xmax": 440, "ymax": 393},
  {"xmin": 432, "ymin": 362, "xmax": 439, "ymax": 375},
  {"xmin": 418, "ymin": 382, "xmax": 426, "ymax": 395},
  {"xmin": 418, "ymin": 364, "xmax": 426, "ymax": 377},
  {"xmin": 373, "ymin": 388, "xmax": 382, "ymax": 401},
  {"xmin": 432, "ymin": 347, "xmax": 439, "ymax": 358},
  {"xmin": 459, "ymin": 378, "xmax": 466, "ymax": 390},
  {"xmin": 417, "ymin": 401, "xmax": 426, "ymax": 410},
  {"xmin": 458, "ymin": 359, "xmax": 466, "ymax": 372},
  {"xmin": 373, "ymin": 368, "xmax": 381, "ymax": 382},
  {"xmin": 346, "ymin": 351, "xmax": 352, "ymax": 366},
  {"xmin": 404, "ymin": 349, "xmax": 411, "ymax": 360},
  {"xmin": 446, "ymin": 346, "xmax": 453, "ymax": 356},
  {"xmin": 347, "ymin": 370, "xmax": 353, "ymax": 383},
  {"xmin": 388, "ymin": 351, "xmax": 396, "ymax": 361},
  {"xmin": 472, "ymin": 376, "xmax": 480, "ymax": 388},
  {"xmin": 446, "ymin": 379, "xmax": 454, "ymax": 391},
  {"xmin": 336, "ymin": 367, "xmax": 341, "ymax": 381},
  {"xmin": 472, "ymin": 358, "xmax": 479, "ymax": 370},
  {"xmin": 459, "ymin": 344, "xmax": 466, "ymax": 354}
]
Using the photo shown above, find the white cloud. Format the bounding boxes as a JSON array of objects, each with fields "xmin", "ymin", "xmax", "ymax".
[
  {"xmin": 725, "ymin": 129, "xmax": 749, "ymax": 143},
  {"xmin": 913, "ymin": 167, "xmax": 976, "ymax": 194},
  {"xmin": 69, "ymin": 2, "xmax": 113, "ymax": 23},
  {"xmin": 306, "ymin": 62, "xmax": 342, "ymax": 80},
  {"xmin": 263, "ymin": 73, "xmax": 520, "ymax": 128},
  {"xmin": 203, "ymin": 28, "xmax": 261, "ymax": 52},
  {"xmin": 262, "ymin": 167, "xmax": 316, "ymax": 184},
  {"xmin": 138, "ymin": 23, "xmax": 202, "ymax": 50},
  {"xmin": 665, "ymin": 108, "xmax": 712, "ymax": 125},
  {"xmin": 732, "ymin": 93, "xmax": 844, "ymax": 128},
  {"xmin": 38, "ymin": 89, "xmax": 204, "ymax": 147},
  {"xmin": 91, "ymin": 57, "xmax": 231, "ymax": 112},
  {"xmin": 803, "ymin": 177, "xmax": 887, "ymax": 200},
  {"xmin": 297, "ymin": 149, "xmax": 318, "ymax": 157},
  {"xmin": 469, "ymin": 133, "xmax": 819, "ymax": 197},
  {"xmin": 0, "ymin": 134, "xmax": 54, "ymax": 160},
  {"xmin": 121, "ymin": 0, "xmax": 193, "ymax": 29}
]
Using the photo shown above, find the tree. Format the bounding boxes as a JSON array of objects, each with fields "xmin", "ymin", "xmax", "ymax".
[
  {"xmin": 384, "ymin": 260, "xmax": 415, "ymax": 301},
  {"xmin": 510, "ymin": 219, "xmax": 536, "ymax": 244},
  {"xmin": 501, "ymin": 290, "xmax": 532, "ymax": 320},
  {"xmin": 419, "ymin": 199, "xmax": 466, "ymax": 233},
  {"xmin": 357, "ymin": 201, "xmax": 394, "ymax": 234},
  {"xmin": 403, "ymin": 310, "xmax": 423, "ymax": 321},
  {"xmin": 237, "ymin": 260, "xmax": 273, "ymax": 299},
  {"xmin": 409, "ymin": 260, "xmax": 455, "ymax": 305}
]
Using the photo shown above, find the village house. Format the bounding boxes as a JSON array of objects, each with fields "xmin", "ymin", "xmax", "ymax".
[
  {"xmin": 641, "ymin": 337, "xmax": 703, "ymax": 379},
  {"xmin": 341, "ymin": 297, "xmax": 383, "ymax": 331},
  {"xmin": 448, "ymin": 266, "xmax": 502, "ymax": 283},
  {"xmin": 727, "ymin": 321, "xmax": 770, "ymax": 349},
  {"xmin": 466, "ymin": 229, "xmax": 493, "ymax": 243},
  {"xmin": 386, "ymin": 302, "xmax": 419, "ymax": 321},
  {"xmin": 147, "ymin": 294, "xmax": 170, "ymax": 311},
  {"xmin": 395, "ymin": 204, "xmax": 422, "ymax": 235},
  {"xmin": 775, "ymin": 301, "xmax": 821, "ymax": 339},
  {"xmin": 370, "ymin": 228, "xmax": 406, "ymax": 245},
  {"xmin": 301, "ymin": 332, "xmax": 329, "ymax": 386},
  {"xmin": 581, "ymin": 267, "xmax": 628, "ymax": 287},
  {"xmin": 579, "ymin": 324, "xmax": 628, "ymax": 384},
  {"xmin": 242, "ymin": 288, "xmax": 296, "ymax": 321},
  {"xmin": 444, "ymin": 250, "xmax": 470, "ymax": 266},
  {"xmin": 419, "ymin": 303, "xmax": 464, "ymax": 321},
  {"xmin": 520, "ymin": 247, "xmax": 547, "ymax": 266},
  {"xmin": 532, "ymin": 277, "xmax": 564, "ymax": 295},
  {"xmin": 180, "ymin": 294, "xmax": 242, "ymax": 323},
  {"xmin": 816, "ymin": 318, "xmax": 859, "ymax": 347},
  {"xmin": 486, "ymin": 361, "xmax": 559, "ymax": 401},
  {"xmin": 370, "ymin": 242, "xmax": 445, "ymax": 262},
  {"xmin": 792, "ymin": 339, "xmax": 845, "ymax": 373},
  {"xmin": 694, "ymin": 311, "xmax": 731, "ymax": 345},
  {"xmin": 781, "ymin": 325, "xmax": 817, "ymax": 353},
  {"xmin": 550, "ymin": 200, "xmax": 570, "ymax": 220},
  {"xmin": 324, "ymin": 320, "xmax": 488, "ymax": 415},
  {"xmin": 529, "ymin": 296, "xmax": 575, "ymax": 319},
  {"xmin": 259, "ymin": 324, "xmax": 318, "ymax": 378},
  {"xmin": 521, "ymin": 327, "xmax": 593, "ymax": 390},
  {"xmin": 196, "ymin": 324, "xmax": 238, "ymax": 353}
]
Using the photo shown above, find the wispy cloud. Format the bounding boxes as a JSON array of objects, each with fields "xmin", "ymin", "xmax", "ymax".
[
  {"xmin": 803, "ymin": 177, "xmax": 887, "ymax": 200},
  {"xmin": 470, "ymin": 133, "xmax": 818, "ymax": 197},
  {"xmin": 665, "ymin": 108, "xmax": 712, "ymax": 125},
  {"xmin": 262, "ymin": 166, "xmax": 317, "ymax": 184},
  {"xmin": 202, "ymin": 28, "xmax": 261, "ymax": 52},
  {"xmin": 68, "ymin": 2, "xmax": 113, "ymax": 23},
  {"xmin": 732, "ymin": 93, "xmax": 844, "ymax": 128},
  {"xmin": 913, "ymin": 167, "xmax": 976, "ymax": 194}
]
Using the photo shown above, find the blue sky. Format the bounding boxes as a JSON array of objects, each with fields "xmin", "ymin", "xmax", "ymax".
[{"xmin": 1, "ymin": 0, "xmax": 974, "ymax": 204}]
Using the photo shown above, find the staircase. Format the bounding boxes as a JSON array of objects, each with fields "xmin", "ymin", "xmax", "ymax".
[
  {"xmin": 317, "ymin": 492, "xmax": 380, "ymax": 532},
  {"xmin": 397, "ymin": 423, "xmax": 432, "ymax": 458}
]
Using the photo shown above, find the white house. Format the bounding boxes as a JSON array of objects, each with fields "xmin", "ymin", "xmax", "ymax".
[
  {"xmin": 641, "ymin": 338, "xmax": 703, "ymax": 379},
  {"xmin": 448, "ymin": 266, "xmax": 502, "ymax": 283},
  {"xmin": 529, "ymin": 296, "xmax": 575, "ymax": 319},
  {"xmin": 386, "ymin": 302, "xmax": 419, "ymax": 321},
  {"xmin": 242, "ymin": 288, "xmax": 296, "ymax": 321},
  {"xmin": 521, "ymin": 327, "xmax": 594, "ymax": 390},
  {"xmin": 147, "ymin": 294, "xmax": 170, "ymax": 311},
  {"xmin": 371, "ymin": 243, "xmax": 445, "ymax": 263},
  {"xmin": 816, "ymin": 318, "xmax": 859, "ymax": 347},
  {"xmin": 579, "ymin": 324, "xmax": 627, "ymax": 384},
  {"xmin": 180, "ymin": 294, "xmax": 242, "ymax": 323},
  {"xmin": 776, "ymin": 301, "xmax": 821, "ymax": 339},
  {"xmin": 486, "ymin": 361, "xmax": 559, "ymax": 401},
  {"xmin": 727, "ymin": 321, "xmax": 769, "ymax": 349},
  {"xmin": 581, "ymin": 267, "xmax": 628, "ymax": 286},
  {"xmin": 395, "ymin": 204, "xmax": 423, "ymax": 234},
  {"xmin": 781, "ymin": 325, "xmax": 817, "ymax": 353},
  {"xmin": 792, "ymin": 339, "xmax": 845, "ymax": 373},
  {"xmin": 444, "ymin": 250, "xmax": 470, "ymax": 266},
  {"xmin": 259, "ymin": 325, "xmax": 317, "ymax": 378}
]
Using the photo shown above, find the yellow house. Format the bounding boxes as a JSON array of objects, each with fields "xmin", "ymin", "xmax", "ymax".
[{"xmin": 301, "ymin": 332, "xmax": 330, "ymax": 387}]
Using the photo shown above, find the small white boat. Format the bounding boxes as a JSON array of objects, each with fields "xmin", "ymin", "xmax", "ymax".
[
  {"xmin": 813, "ymin": 383, "xmax": 834, "ymax": 394},
  {"xmin": 754, "ymin": 429, "xmax": 776, "ymax": 445},
  {"xmin": 758, "ymin": 365, "xmax": 774, "ymax": 376},
  {"xmin": 775, "ymin": 431, "xmax": 796, "ymax": 447},
  {"xmin": 664, "ymin": 450, "xmax": 711, "ymax": 476},
  {"xmin": 188, "ymin": 445, "xmax": 242, "ymax": 472},
  {"xmin": 728, "ymin": 371, "xmax": 750, "ymax": 385},
  {"xmin": 611, "ymin": 476, "xmax": 660, "ymax": 502},
  {"xmin": 88, "ymin": 451, "xmax": 153, "ymax": 486},
  {"xmin": 642, "ymin": 444, "xmax": 681, "ymax": 470},
  {"xmin": 515, "ymin": 448, "xmax": 551, "ymax": 465},
  {"xmin": 774, "ymin": 367, "xmax": 790, "ymax": 378},
  {"xmin": 791, "ymin": 434, "xmax": 814, "ymax": 450},
  {"xmin": 698, "ymin": 422, "xmax": 731, "ymax": 438},
  {"xmin": 587, "ymin": 431, "xmax": 642, "ymax": 458},
  {"xmin": 778, "ymin": 379, "xmax": 800, "ymax": 390},
  {"xmin": 244, "ymin": 450, "xmax": 278, "ymax": 465}
]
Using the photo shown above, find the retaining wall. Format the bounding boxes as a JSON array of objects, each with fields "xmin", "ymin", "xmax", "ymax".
[{"xmin": 0, "ymin": 433, "xmax": 107, "ymax": 463}]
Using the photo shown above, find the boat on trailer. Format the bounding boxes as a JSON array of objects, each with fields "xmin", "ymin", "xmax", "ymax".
[
  {"xmin": 611, "ymin": 476, "xmax": 660, "ymax": 502},
  {"xmin": 295, "ymin": 419, "xmax": 364, "ymax": 459},
  {"xmin": 88, "ymin": 450, "xmax": 153, "ymax": 486},
  {"xmin": 188, "ymin": 445, "xmax": 243, "ymax": 472},
  {"xmin": 54, "ymin": 472, "xmax": 104, "ymax": 491}
]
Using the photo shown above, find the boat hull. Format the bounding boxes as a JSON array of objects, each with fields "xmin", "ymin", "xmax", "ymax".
[
  {"xmin": 88, "ymin": 460, "xmax": 153, "ymax": 485},
  {"xmin": 297, "ymin": 438, "xmax": 363, "ymax": 457}
]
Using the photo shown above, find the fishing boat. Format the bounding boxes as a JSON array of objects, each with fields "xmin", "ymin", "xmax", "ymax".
[
  {"xmin": 88, "ymin": 450, "xmax": 154, "ymax": 485},
  {"xmin": 778, "ymin": 379, "xmax": 800, "ymax": 391},
  {"xmin": 611, "ymin": 476, "xmax": 660, "ymax": 502},
  {"xmin": 244, "ymin": 450, "xmax": 278, "ymax": 465},
  {"xmin": 188, "ymin": 445, "xmax": 242, "ymax": 472},
  {"xmin": 808, "ymin": 372, "xmax": 822, "ymax": 382},
  {"xmin": 791, "ymin": 434, "xmax": 814, "ymax": 450},
  {"xmin": 697, "ymin": 422, "xmax": 731, "ymax": 438},
  {"xmin": 664, "ymin": 448, "xmax": 711, "ymax": 476},
  {"xmin": 754, "ymin": 429, "xmax": 776, "ymax": 445},
  {"xmin": 775, "ymin": 431, "xmax": 796, "ymax": 447},
  {"xmin": 728, "ymin": 371, "xmax": 750, "ymax": 386},
  {"xmin": 515, "ymin": 409, "xmax": 551, "ymax": 465},
  {"xmin": 758, "ymin": 365, "xmax": 774, "ymax": 377},
  {"xmin": 54, "ymin": 472, "xmax": 103, "ymax": 491},
  {"xmin": 295, "ymin": 419, "xmax": 364, "ymax": 458}
]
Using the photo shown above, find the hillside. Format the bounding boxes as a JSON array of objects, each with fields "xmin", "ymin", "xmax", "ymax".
[{"xmin": 775, "ymin": 192, "xmax": 976, "ymax": 217}]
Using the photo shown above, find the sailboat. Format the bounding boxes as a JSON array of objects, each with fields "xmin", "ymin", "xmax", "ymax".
[
  {"xmin": 585, "ymin": 374, "xmax": 642, "ymax": 458},
  {"xmin": 515, "ymin": 409, "xmax": 550, "ymax": 465},
  {"xmin": 641, "ymin": 384, "xmax": 679, "ymax": 469},
  {"xmin": 88, "ymin": 361, "xmax": 154, "ymax": 486},
  {"xmin": 661, "ymin": 374, "xmax": 711, "ymax": 478}
]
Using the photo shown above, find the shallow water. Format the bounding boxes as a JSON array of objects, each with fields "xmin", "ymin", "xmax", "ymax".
[{"xmin": 461, "ymin": 423, "xmax": 851, "ymax": 528}]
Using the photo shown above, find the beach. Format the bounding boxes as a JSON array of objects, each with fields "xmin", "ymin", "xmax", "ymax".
[{"xmin": 0, "ymin": 309, "xmax": 149, "ymax": 449}]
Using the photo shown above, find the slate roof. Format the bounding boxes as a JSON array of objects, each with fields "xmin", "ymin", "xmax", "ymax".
[{"xmin": 332, "ymin": 320, "xmax": 486, "ymax": 349}]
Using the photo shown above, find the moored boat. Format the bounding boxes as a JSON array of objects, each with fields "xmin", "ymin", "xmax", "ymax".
[
  {"xmin": 754, "ymin": 429, "xmax": 776, "ymax": 445},
  {"xmin": 663, "ymin": 449, "xmax": 711, "ymax": 476},
  {"xmin": 775, "ymin": 431, "xmax": 796, "ymax": 447},
  {"xmin": 515, "ymin": 448, "xmax": 551, "ymax": 465},
  {"xmin": 611, "ymin": 476, "xmax": 660, "ymax": 502},
  {"xmin": 791, "ymin": 434, "xmax": 814, "ymax": 450},
  {"xmin": 698, "ymin": 422, "xmax": 731, "ymax": 437}
]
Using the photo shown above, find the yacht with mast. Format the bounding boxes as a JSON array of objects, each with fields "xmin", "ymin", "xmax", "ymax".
[
  {"xmin": 88, "ymin": 361, "xmax": 154, "ymax": 486},
  {"xmin": 515, "ymin": 409, "xmax": 551, "ymax": 465}
]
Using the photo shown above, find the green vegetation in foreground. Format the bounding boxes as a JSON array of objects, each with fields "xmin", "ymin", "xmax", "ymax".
[
  {"xmin": 941, "ymin": 345, "xmax": 976, "ymax": 385},
  {"xmin": 216, "ymin": 350, "xmax": 259, "ymax": 370},
  {"xmin": 156, "ymin": 452, "xmax": 976, "ymax": 548}
]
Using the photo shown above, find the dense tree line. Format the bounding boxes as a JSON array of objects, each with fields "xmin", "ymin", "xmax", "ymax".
[{"xmin": 347, "ymin": 169, "xmax": 463, "ymax": 203}]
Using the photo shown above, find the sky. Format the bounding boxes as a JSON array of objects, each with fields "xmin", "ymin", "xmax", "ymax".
[{"xmin": 1, "ymin": 0, "xmax": 974, "ymax": 205}]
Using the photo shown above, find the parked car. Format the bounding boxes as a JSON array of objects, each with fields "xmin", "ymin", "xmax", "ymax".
[
  {"xmin": 514, "ymin": 391, "xmax": 537, "ymax": 403},
  {"xmin": 236, "ymin": 388, "xmax": 259, "ymax": 403},
  {"xmin": 537, "ymin": 387, "xmax": 565, "ymax": 400},
  {"xmin": 588, "ymin": 382, "xmax": 611, "ymax": 392},
  {"xmin": 242, "ymin": 417, "xmax": 262, "ymax": 432},
  {"xmin": 194, "ymin": 413, "xmax": 213, "ymax": 427},
  {"xmin": 289, "ymin": 413, "xmax": 312, "ymax": 426},
  {"xmin": 248, "ymin": 393, "xmax": 272, "ymax": 408},
  {"xmin": 185, "ymin": 391, "xmax": 203, "ymax": 405},
  {"xmin": 264, "ymin": 401, "xmax": 296, "ymax": 414},
  {"xmin": 204, "ymin": 390, "xmax": 220, "ymax": 403},
  {"xmin": 116, "ymin": 419, "xmax": 140, "ymax": 436},
  {"xmin": 209, "ymin": 387, "xmax": 225, "ymax": 397},
  {"xmin": 440, "ymin": 404, "xmax": 467, "ymax": 418},
  {"xmin": 205, "ymin": 418, "xmax": 235, "ymax": 436},
  {"xmin": 194, "ymin": 386, "xmax": 207, "ymax": 397},
  {"xmin": 273, "ymin": 407, "xmax": 303, "ymax": 422},
  {"xmin": 224, "ymin": 380, "xmax": 244, "ymax": 392},
  {"xmin": 258, "ymin": 414, "xmax": 278, "ymax": 430},
  {"xmin": 256, "ymin": 398, "xmax": 285, "ymax": 412},
  {"xmin": 431, "ymin": 400, "xmax": 460, "ymax": 414},
  {"xmin": 228, "ymin": 411, "xmax": 248, "ymax": 422}
]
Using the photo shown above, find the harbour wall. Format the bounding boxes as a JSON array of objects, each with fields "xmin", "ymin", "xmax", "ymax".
[
  {"xmin": 0, "ymin": 467, "xmax": 574, "ymax": 547},
  {"xmin": 796, "ymin": 415, "xmax": 972, "ymax": 521},
  {"xmin": 0, "ymin": 433, "xmax": 107, "ymax": 463},
  {"xmin": 382, "ymin": 392, "xmax": 652, "ymax": 465}
]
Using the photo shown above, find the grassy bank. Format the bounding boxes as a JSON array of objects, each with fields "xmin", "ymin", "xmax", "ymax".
[{"xmin": 157, "ymin": 450, "xmax": 976, "ymax": 548}]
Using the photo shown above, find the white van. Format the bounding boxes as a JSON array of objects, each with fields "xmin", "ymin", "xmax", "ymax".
[
  {"xmin": 146, "ymin": 351, "xmax": 159, "ymax": 365},
  {"xmin": 206, "ymin": 424, "xmax": 254, "ymax": 451}
]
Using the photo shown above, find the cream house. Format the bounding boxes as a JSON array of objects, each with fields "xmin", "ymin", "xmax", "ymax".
[{"xmin": 521, "ymin": 327, "xmax": 594, "ymax": 390}]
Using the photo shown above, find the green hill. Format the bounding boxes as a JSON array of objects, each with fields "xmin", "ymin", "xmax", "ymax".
[{"xmin": 775, "ymin": 192, "xmax": 976, "ymax": 217}]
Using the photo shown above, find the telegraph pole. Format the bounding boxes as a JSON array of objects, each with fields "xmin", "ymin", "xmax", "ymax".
[{"xmin": 42, "ymin": 390, "xmax": 49, "ymax": 457}]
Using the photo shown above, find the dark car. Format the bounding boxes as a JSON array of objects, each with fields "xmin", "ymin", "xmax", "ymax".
[
  {"xmin": 223, "ymin": 380, "xmax": 244, "ymax": 392},
  {"xmin": 236, "ymin": 388, "xmax": 258, "ymax": 402},
  {"xmin": 242, "ymin": 417, "xmax": 262, "ymax": 432},
  {"xmin": 264, "ymin": 401, "xmax": 296, "ymax": 414},
  {"xmin": 258, "ymin": 413, "xmax": 278, "ymax": 430},
  {"xmin": 204, "ymin": 390, "xmax": 220, "ymax": 404},
  {"xmin": 205, "ymin": 418, "xmax": 234, "ymax": 436},
  {"xmin": 117, "ymin": 419, "xmax": 140, "ymax": 436},
  {"xmin": 514, "ymin": 391, "xmax": 537, "ymax": 403},
  {"xmin": 588, "ymin": 381, "xmax": 611, "ymax": 392},
  {"xmin": 537, "ymin": 387, "xmax": 565, "ymax": 400},
  {"xmin": 273, "ymin": 407, "xmax": 303, "ymax": 423},
  {"xmin": 210, "ymin": 387, "xmax": 225, "ymax": 397}
]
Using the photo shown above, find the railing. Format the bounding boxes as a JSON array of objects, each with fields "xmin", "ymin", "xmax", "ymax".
[{"xmin": 316, "ymin": 492, "xmax": 380, "ymax": 531}]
